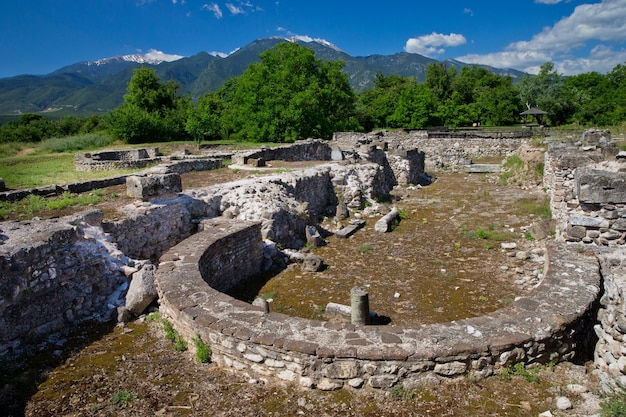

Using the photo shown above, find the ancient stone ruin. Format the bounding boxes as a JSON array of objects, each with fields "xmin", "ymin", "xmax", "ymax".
[{"xmin": 1, "ymin": 130, "xmax": 625, "ymax": 393}]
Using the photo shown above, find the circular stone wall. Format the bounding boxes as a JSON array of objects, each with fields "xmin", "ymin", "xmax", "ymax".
[{"xmin": 156, "ymin": 217, "xmax": 600, "ymax": 390}]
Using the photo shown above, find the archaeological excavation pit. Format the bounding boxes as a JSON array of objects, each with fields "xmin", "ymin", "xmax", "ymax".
[{"xmin": 230, "ymin": 170, "xmax": 553, "ymax": 326}]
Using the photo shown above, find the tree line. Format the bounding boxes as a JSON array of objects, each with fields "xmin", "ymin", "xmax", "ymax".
[{"xmin": 2, "ymin": 42, "xmax": 626, "ymax": 144}]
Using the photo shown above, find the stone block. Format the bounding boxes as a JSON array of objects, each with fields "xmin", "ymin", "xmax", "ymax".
[
  {"xmin": 576, "ymin": 168, "xmax": 626, "ymax": 204},
  {"xmin": 566, "ymin": 225, "xmax": 587, "ymax": 240},
  {"xmin": 569, "ymin": 215, "xmax": 610, "ymax": 229},
  {"xmin": 126, "ymin": 173, "xmax": 182, "ymax": 201},
  {"xmin": 125, "ymin": 263, "xmax": 158, "ymax": 315}
]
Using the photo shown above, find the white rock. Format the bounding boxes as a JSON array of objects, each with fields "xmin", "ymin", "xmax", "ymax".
[
  {"xmin": 556, "ymin": 396, "xmax": 572, "ymax": 410},
  {"xmin": 538, "ymin": 411, "xmax": 553, "ymax": 417}
]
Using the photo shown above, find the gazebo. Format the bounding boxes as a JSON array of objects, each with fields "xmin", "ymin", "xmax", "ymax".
[{"xmin": 520, "ymin": 107, "xmax": 548, "ymax": 126}]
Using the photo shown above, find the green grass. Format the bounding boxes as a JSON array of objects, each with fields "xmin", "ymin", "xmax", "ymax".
[
  {"xmin": 161, "ymin": 318, "xmax": 187, "ymax": 352},
  {"xmin": 0, "ymin": 189, "xmax": 116, "ymax": 220},
  {"xmin": 0, "ymin": 135, "xmax": 268, "ymax": 190},
  {"xmin": 111, "ymin": 391, "xmax": 137, "ymax": 408},
  {"xmin": 515, "ymin": 196, "xmax": 552, "ymax": 219},
  {"xmin": 602, "ymin": 389, "xmax": 626, "ymax": 416},
  {"xmin": 39, "ymin": 133, "xmax": 116, "ymax": 153},
  {"xmin": 192, "ymin": 334, "xmax": 212, "ymax": 364},
  {"xmin": 358, "ymin": 244, "xmax": 373, "ymax": 253}
]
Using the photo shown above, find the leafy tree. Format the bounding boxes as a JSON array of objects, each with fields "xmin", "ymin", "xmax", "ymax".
[
  {"xmin": 185, "ymin": 92, "xmax": 223, "ymax": 146},
  {"xmin": 425, "ymin": 63, "xmax": 457, "ymax": 102},
  {"xmin": 107, "ymin": 67, "xmax": 189, "ymax": 143},
  {"xmin": 518, "ymin": 62, "xmax": 574, "ymax": 125},
  {"xmin": 219, "ymin": 42, "xmax": 358, "ymax": 142}
]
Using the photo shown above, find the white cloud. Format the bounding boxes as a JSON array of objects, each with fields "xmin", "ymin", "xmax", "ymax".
[
  {"xmin": 535, "ymin": 0, "xmax": 568, "ymax": 4},
  {"xmin": 226, "ymin": 3, "xmax": 244, "ymax": 14},
  {"xmin": 201, "ymin": 3, "xmax": 223, "ymax": 19},
  {"xmin": 404, "ymin": 32, "xmax": 467, "ymax": 57},
  {"xmin": 464, "ymin": 8, "xmax": 473, "ymax": 16},
  {"xmin": 456, "ymin": 0, "xmax": 626, "ymax": 74}
]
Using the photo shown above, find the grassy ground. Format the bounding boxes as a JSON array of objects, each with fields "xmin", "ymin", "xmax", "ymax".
[{"xmin": 0, "ymin": 134, "xmax": 272, "ymax": 190}]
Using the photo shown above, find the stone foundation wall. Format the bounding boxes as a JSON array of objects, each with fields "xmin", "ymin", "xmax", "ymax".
[
  {"xmin": 0, "ymin": 211, "xmax": 129, "ymax": 352},
  {"xmin": 231, "ymin": 140, "xmax": 332, "ymax": 166},
  {"xmin": 74, "ymin": 148, "xmax": 162, "ymax": 171},
  {"xmin": 333, "ymin": 131, "xmax": 523, "ymax": 171},
  {"xmin": 543, "ymin": 134, "xmax": 626, "ymax": 392},
  {"xmin": 156, "ymin": 220, "xmax": 600, "ymax": 390}
]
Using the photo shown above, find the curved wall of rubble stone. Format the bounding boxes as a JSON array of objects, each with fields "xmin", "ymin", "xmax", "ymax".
[{"xmin": 156, "ymin": 217, "xmax": 600, "ymax": 390}]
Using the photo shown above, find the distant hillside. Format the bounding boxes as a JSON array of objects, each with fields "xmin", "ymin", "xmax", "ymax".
[{"xmin": 0, "ymin": 37, "xmax": 526, "ymax": 117}]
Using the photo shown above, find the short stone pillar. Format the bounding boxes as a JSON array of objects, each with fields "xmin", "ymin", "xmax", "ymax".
[{"xmin": 351, "ymin": 286, "xmax": 370, "ymax": 325}]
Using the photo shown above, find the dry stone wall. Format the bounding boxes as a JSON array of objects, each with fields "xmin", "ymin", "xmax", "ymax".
[
  {"xmin": 543, "ymin": 131, "xmax": 626, "ymax": 392},
  {"xmin": 333, "ymin": 130, "xmax": 523, "ymax": 171},
  {"xmin": 0, "ymin": 210, "xmax": 131, "ymax": 352}
]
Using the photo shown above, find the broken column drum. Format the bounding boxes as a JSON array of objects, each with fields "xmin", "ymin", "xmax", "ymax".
[{"xmin": 351, "ymin": 286, "xmax": 371, "ymax": 325}]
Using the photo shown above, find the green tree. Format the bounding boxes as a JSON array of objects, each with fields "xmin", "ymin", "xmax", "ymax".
[
  {"xmin": 518, "ymin": 62, "xmax": 574, "ymax": 126},
  {"xmin": 425, "ymin": 62, "xmax": 457, "ymax": 102},
  {"xmin": 357, "ymin": 73, "xmax": 440, "ymax": 130},
  {"xmin": 107, "ymin": 67, "xmax": 189, "ymax": 143},
  {"xmin": 220, "ymin": 42, "xmax": 357, "ymax": 142},
  {"xmin": 185, "ymin": 92, "xmax": 223, "ymax": 146}
]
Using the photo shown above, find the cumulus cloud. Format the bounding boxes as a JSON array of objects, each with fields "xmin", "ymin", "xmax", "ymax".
[
  {"xmin": 404, "ymin": 32, "xmax": 467, "ymax": 57},
  {"xmin": 456, "ymin": 0, "xmax": 626, "ymax": 74},
  {"xmin": 535, "ymin": 0, "xmax": 568, "ymax": 4},
  {"xmin": 202, "ymin": 3, "xmax": 223, "ymax": 19}
]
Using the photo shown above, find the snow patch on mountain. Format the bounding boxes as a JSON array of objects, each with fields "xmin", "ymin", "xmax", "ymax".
[
  {"xmin": 270, "ymin": 35, "xmax": 343, "ymax": 52},
  {"xmin": 92, "ymin": 49, "xmax": 185, "ymax": 66}
]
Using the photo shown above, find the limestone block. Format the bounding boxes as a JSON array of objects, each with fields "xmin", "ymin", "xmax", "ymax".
[
  {"xmin": 126, "ymin": 173, "xmax": 182, "ymax": 201},
  {"xmin": 576, "ymin": 168, "xmax": 626, "ymax": 204},
  {"xmin": 612, "ymin": 219, "xmax": 626, "ymax": 232},
  {"xmin": 305, "ymin": 225, "xmax": 326, "ymax": 247},
  {"xmin": 301, "ymin": 254, "xmax": 324, "ymax": 272},
  {"xmin": 321, "ymin": 360, "xmax": 359, "ymax": 379},
  {"xmin": 125, "ymin": 263, "xmax": 157, "ymax": 315},
  {"xmin": 569, "ymin": 215, "xmax": 610, "ymax": 229},
  {"xmin": 375, "ymin": 207, "xmax": 400, "ymax": 232}
]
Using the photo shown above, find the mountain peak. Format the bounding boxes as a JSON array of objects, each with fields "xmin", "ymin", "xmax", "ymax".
[{"xmin": 92, "ymin": 49, "xmax": 185, "ymax": 66}]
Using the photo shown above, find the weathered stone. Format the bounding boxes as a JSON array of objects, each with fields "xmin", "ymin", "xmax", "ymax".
[
  {"xmin": 566, "ymin": 225, "xmax": 587, "ymax": 239},
  {"xmin": 569, "ymin": 215, "xmax": 610, "ymax": 229},
  {"xmin": 301, "ymin": 254, "xmax": 324, "ymax": 272},
  {"xmin": 305, "ymin": 225, "xmax": 326, "ymax": 247},
  {"xmin": 335, "ymin": 202, "xmax": 349, "ymax": 220},
  {"xmin": 317, "ymin": 378, "xmax": 343, "ymax": 391},
  {"xmin": 464, "ymin": 164, "xmax": 500, "ymax": 173},
  {"xmin": 375, "ymin": 207, "xmax": 400, "ymax": 233},
  {"xmin": 125, "ymin": 263, "xmax": 157, "ymax": 315},
  {"xmin": 433, "ymin": 361, "xmax": 467, "ymax": 376},
  {"xmin": 126, "ymin": 173, "xmax": 182, "ymax": 201},
  {"xmin": 612, "ymin": 219, "xmax": 626, "ymax": 232},
  {"xmin": 336, "ymin": 220, "xmax": 365, "ymax": 238},
  {"xmin": 322, "ymin": 361, "xmax": 359, "ymax": 379},
  {"xmin": 576, "ymin": 168, "xmax": 626, "ymax": 204},
  {"xmin": 369, "ymin": 375, "xmax": 398, "ymax": 389}
]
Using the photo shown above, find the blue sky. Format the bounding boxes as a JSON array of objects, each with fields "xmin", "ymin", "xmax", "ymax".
[{"xmin": 1, "ymin": 0, "xmax": 625, "ymax": 78}]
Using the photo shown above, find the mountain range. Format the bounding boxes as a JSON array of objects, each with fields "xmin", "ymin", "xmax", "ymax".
[{"xmin": 0, "ymin": 37, "xmax": 526, "ymax": 117}]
